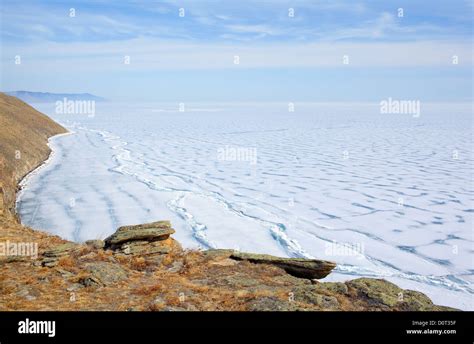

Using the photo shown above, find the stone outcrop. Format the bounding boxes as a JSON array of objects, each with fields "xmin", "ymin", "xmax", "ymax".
[
  {"xmin": 85, "ymin": 239, "xmax": 105, "ymax": 249},
  {"xmin": 204, "ymin": 249, "xmax": 336, "ymax": 280},
  {"xmin": 104, "ymin": 221, "xmax": 174, "ymax": 248},
  {"xmin": 41, "ymin": 243, "xmax": 78, "ymax": 267},
  {"xmin": 345, "ymin": 278, "xmax": 457, "ymax": 311},
  {"xmin": 8, "ymin": 220, "xmax": 459, "ymax": 311},
  {"xmin": 103, "ymin": 221, "xmax": 181, "ymax": 262}
]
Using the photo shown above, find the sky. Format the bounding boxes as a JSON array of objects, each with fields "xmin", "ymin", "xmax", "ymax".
[{"xmin": 0, "ymin": 0, "xmax": 472, "ymax": 102}]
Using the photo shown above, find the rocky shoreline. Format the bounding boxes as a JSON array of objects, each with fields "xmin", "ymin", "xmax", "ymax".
[
  {"xmin": 6, "ymin": 219, "xmax": 453, "ymax": 311},
  {"xmin": 0, "ymin": 93, "xmax": 458, "ymax": 311}
]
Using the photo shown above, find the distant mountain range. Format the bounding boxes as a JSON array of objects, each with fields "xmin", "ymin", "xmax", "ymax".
[{"xmin": 5, "ymin": 91, "xmax": 106, "ymax": 103}]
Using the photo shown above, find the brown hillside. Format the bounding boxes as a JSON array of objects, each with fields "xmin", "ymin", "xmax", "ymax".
[{"xmin": 0, "ymin": 93, "xmax": 66, "ymax": 219}]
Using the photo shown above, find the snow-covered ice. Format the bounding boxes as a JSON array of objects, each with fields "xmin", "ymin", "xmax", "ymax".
[{"xmin": 16, "ymin": 102, "xmax": 473, "ymax": 310}]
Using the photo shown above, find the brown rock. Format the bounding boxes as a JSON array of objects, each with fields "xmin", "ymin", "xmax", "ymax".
[
  {"xmin": 42, "ymin": 242, "xmax": 78, "ymax": 267},
  {"xmin": 85, "ymin": 239, "xmax": 105, "ymax": 249},
  {"xmin": 202, "ymin": 249, "xmax": 235, "ymax": 259},
  {"xmin": 104, "ymin": 221, "xmax": 174, "ymax": 248},
  {"xmin": 229, "ymin": 251, "xmax": 336, "ymax": 279}
]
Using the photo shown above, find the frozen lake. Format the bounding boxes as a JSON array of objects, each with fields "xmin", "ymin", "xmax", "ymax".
[{"xmin": 17, "ymin": 102, "xmax": 473, "ymax": 309}]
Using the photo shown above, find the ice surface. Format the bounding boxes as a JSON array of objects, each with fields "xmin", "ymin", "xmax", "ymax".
[{"xmin": 16, "ymin": 102, "xmax": 473, "ymax": 310}]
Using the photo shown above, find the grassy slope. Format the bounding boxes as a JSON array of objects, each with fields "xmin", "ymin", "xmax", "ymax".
[{"xmin": 0, "ymin": 93, "xmax": 66, "ymax": 219}]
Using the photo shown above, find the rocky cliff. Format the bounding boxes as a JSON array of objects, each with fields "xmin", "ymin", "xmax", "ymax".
[
  {"xmin": 0, "ymin": 93, "xmax": 457, "ymax": 311},
  {"xmin": 0, "ymin": 93, "xmax": 66, "ymax": 219}
]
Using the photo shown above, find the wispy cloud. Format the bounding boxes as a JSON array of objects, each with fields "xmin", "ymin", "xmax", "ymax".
[
  {"xmin": 319, "ymin": 12, "xmax": 447, "ymax": 41},
  {"xmin": 4, "ymin": 37, "xmax": 471, "ymax": 72},
  {"xmin": 1, "ymin": 0, "xmax": 471, "ymax": 43},
  {"xmin": 1, "ymin": 0, "xmax": 471, "ymax": 101}
]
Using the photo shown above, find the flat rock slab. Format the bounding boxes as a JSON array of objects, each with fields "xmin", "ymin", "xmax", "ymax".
[
  {"xmin": 231, "ymin": 252, "xmax": 336, "ymax": 280},
  {"xmin": 43, "ymin": 243, "xmax": 77, "ymax": 258},
  {"xmin": 204, "ymin": 249, "xmax": 336, "ymax": 279},
  {"xmin": 104, "ymin": 221, "xmax": 175, "ymax": 248},
  {"xmin": 42, "ymin": 243, "xmax": 79, "ymax": 267}
]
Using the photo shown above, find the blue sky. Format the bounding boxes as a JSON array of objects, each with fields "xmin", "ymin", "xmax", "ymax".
[{"xmin": 1, "ymin": 0, "xmax": 472, "ymax": 101}]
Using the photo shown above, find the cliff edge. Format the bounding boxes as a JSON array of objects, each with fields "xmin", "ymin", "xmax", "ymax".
[{"xmin": 0, "ymin": 93, "xmax": 66, "ymax": 220}]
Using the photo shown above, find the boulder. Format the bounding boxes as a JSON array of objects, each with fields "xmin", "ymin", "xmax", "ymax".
[
  {"xmin": 345, "ymin": 278, "xmax": 458, "ymax": 311},
  {"xmin": 85, "ymin": 239, "xmax": 105, "ymax": 249},
  {"xmin": 346, "ymin": 278, "xmax": 402, "ymax": 308},
  {"xmin": 104, "ymin": 221, "xmax": 174, "ymax": 248},
  {"xmin": 103, "ymin": 221, "xmax": 181, "ymax": 261},
  {"xmin": 230, "ymin": 251, "xmax": 336, "ymax": 280}
]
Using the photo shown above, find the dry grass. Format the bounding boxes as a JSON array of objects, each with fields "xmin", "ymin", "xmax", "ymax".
[{"xmin": 57, "ymin": 256, "xmax": 76, "ymax": 268}]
